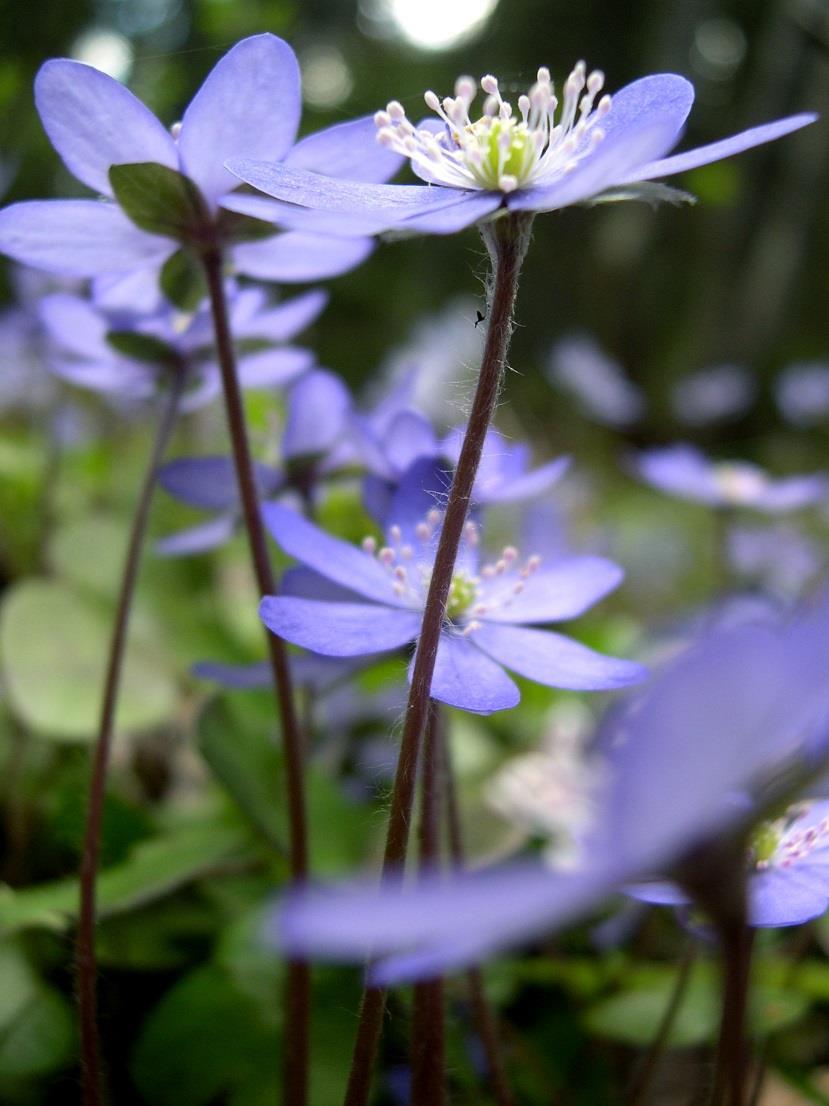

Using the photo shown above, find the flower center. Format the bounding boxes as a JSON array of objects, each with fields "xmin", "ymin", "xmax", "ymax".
[
  {"xmin": 446, "ymin": 571, "xmax": 477, "ymax": 619},
  {"xmin": 375, "ymin": 62, "xmax": 611, "ymax": 195},
  {"xmin": 713, "ymin": 462, "xmax": 769, "ymax": 505},
  {"xmin": 750, "ymin": 801, "xmax": 829, "ymax": 870}
]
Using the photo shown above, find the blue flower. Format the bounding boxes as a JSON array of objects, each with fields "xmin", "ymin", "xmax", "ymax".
[
  {"xmin": 225, "ymin": 68, "xmax": 815, "ymax": 237},
  {"xmin": 273, "ymin": 591, "xmax": 829, "ymax": 979},
  {"xmin": 0, "ymin": 35, "xmax": 401, "ymax": 282},
  {"xmin": 776, "ymin": 361, "xmax": 829, "ymax": 427},
  {"xmin": 258, "ymin": 460, "xmax": 644, "ymax": 714},
  {"xmin": 635, "ymin": 443, "xmax": 827, "ymax": 512}
]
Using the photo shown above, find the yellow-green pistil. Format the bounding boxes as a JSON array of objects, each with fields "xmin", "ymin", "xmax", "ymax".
[{"xmin": 446, "ymin": 571, "xmax": 477, "ymax": 620}]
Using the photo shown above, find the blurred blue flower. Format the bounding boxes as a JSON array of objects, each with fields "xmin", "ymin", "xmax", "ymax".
[
  {"xmin": 635, "ymin": 443, "xmax": 827, "ymax": 512},
  {"xmin": 671, "ymin": 363, "xmax": 755, "ymax": 427},
  {"xmin": 0, "ymin": 35, "xmax": 401, "ymax": 283},
  {"xmin": 226, "ymin": 69, "xmax": 814, "ymax": 237},
  {"xmin": 273, "ymin": 590, "xmax": 829, "ymax": 978},
  {"xmin": 259, "ymin": 459, "xmax": 643, "ymax": 714},
  {"xmin": 41, "ymin": 284, "xmax": 323, "ymax": 412},
  {"xmin": 546, "ymin": 334, "xmax": 644, "ymax": 428},
  {"xmin": 776, "ymin": 361, "xmax": 829, "ymax": 428}
]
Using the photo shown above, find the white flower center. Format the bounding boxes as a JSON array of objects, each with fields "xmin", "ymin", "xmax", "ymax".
[
  {"xmin": 375, "ymin": 62, "xmax": 611, "ymax": 194},
  {"xmin": 753, "ymin": 801, "xmax": 829, "ymax": 870},
  {"xmin": 713, "ymin": 462, "xmax": 769, "ymax": 505}
]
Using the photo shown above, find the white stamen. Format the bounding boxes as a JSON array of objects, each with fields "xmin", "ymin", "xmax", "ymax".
[{"xmin": 361, "ymin": 535, "xmax": 377, "ymax": 554}]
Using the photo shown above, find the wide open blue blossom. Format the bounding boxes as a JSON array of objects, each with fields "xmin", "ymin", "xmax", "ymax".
[
  {"xmin": 259, "ymin": 461, "xmax": 644, "ymax": 714},
  {"xmin": 273, "ymin": 590, "xmax": 829, "ymax": 979},
  {"xmin": 0, "ymin": 35, "xmax": 401, "ymax": 283},
  {"xmin": 635, "ymin": 444, "xmax": 827, "ymax": 512},
  {"xmin": 225, "ymin": 67, "xmax": 815, "ymax": 237},
  {"xmin": 39, "ymin": 284, "xmax": 323, "ymax": 412}
]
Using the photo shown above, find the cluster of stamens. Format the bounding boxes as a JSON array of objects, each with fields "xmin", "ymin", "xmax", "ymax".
[
  {"xmin": 360, "ymin": 512, "xmax": 542, "ymax": 632},
  {"xmin": 751, "ymin": 802, "xmax": 829, "ymax": 870},
  {"xmin": 374, "ymin": 62, "xmax": 611, "ymax": 195}
]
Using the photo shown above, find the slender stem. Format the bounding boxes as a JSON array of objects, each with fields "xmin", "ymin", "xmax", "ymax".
[
  {"xmin": 77, "ymin": 372, "xmax": 184, "ymax": 1106},
  {"xmin": 343, "ymin": 211, "xmax": 534, "ymax": 1106},
  {"xmin": 441, "ymin": 715, "xmax": 515, "ymax": 1106},
  {"xmin": 411, "ymin": 704, "xmax": 445, "ymax": 1106},
  {"xmin": 627, "ymin": 938, "xmax": 698, "ymax": 1106},
  {"xmin": 711, "ymin": 924, "xmax": 755, "ymax": 1106},
  {"xmin": 201, "ymin": 248, "xmax": 310, "ymax": 1106}
]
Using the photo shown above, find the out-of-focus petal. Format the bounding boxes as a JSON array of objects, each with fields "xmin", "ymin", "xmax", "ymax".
[
  {"xmin": 236, "ymin": 346, "xmax": 313, "ymax": 390},
  {"xmin": 235, "ymin": 289, "xmax": 328, "ymax": 343},
  {"xmin": 159, "ymin": 455, "xmax": 282, "ymax": 510},
  {"xmin": 155, "ymin": 513, "xmax": 237, "ymax": 557},
  {"xmin": 39, "ymin": 292, "xmax": 111, "ymax": 360},
  {"xmin": 179, "ymin": 34, "xmax": 301, "ymax": 207},
  {"xmin": 283, "ymin": 369, "xmax": 351, "ymax": 460},
  {"xmin": 34, "ymin": 58, "xmax": 177, "ymax": 197}
]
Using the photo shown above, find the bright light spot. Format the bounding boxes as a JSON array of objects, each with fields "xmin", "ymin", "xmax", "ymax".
[
  {"xmin": 365, "ymin": 0, "xmax": 500, "ymax": 51},
  {"xmin": 71, "ymin": 28, "xmax": 133, "ymax": 81},
  {"xmin": 691, "ymin": 17, "xmax": 747, "ymax": 82},
  {"xmin": 300, "ymin": 44, "xmax": 354, "ymax": 109}
]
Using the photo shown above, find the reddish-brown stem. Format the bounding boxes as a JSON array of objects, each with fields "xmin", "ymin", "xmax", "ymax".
[
  {"xmin": 201, "ymin": 249, "xmax": 309, "ymax": 1106},
  {"xmin": 411, "ymin": 704, "xmax": 445, "ymax": 1106},
  {"xmin": 442, "ymin": 716, "xmax": 516, "ymax": 1106},
  {"xmin": 342, "ymin": 212, "xmax": 533, "ymax": 1106},
  {"xmin": 77, "ymin": 372, "xmax": 184, "ymax": 1106}
]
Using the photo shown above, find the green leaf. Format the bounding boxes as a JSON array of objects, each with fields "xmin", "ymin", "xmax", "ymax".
[
  {"xmin": 218, "ymin": 207, "xmax": 279, "ymax": 244},
  {"xmin": 588, "ymin": 182, "xmax": 697, "ymax": 208},
  {"xmin": 109, "ymin": 161, "xmax": 208, "ymax": 239},
  {"xmin": 0, "ymin": 988, "xmax": 74, "ymax": 1078},
  {"xmin": 49, "ymin": 514, "xmax": 127, "ymax": 598},
  {"xmin": 197, "ymin": 698, "xmax": 285, "ymax": 851},
  {"xmin": 0, "ymin": 579, "xmax": 177, "ymax": 741},
  {"xmin": 131, "ymin": 964, "xmax": 279, "ymax": 1106},
  {"xmin": 160, "ymin": 248, "xmax": 208, "ymax": 311},
  {"xmin": 0, "ymin": 814, "xmax": 254, "ymax": 936},
  {"xmin": 106, "ymin": 329, "xmax": 178, "ymax": 366}
]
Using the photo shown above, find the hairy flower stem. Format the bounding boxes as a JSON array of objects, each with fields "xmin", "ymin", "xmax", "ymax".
[
  {"xmin": 343, "ymin": 211, "xmax": 533, "ymax": 1106},
  {"xmin": 411, "ymin": 704, "xmax": 445, "ymax": 1105},
  {"xmin": 77, "ymin": 371, "xmax": 185, "ymax": 1106},
  {"xmin": 442, "ymin": 723, "xmax": 515, "ymax": 1106},
  {"xmin": 201, "ymin": 249, "xmax": 309, "ymax": 1106},
  {"xmin": 627, "ymin": 938, "xmax": 697, "ymax": 1106}
]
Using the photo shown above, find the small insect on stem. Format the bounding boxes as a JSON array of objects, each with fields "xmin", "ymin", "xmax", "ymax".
[{"xmin": 475, "ymin": 310, "xmax": 486, "ymax": 328}]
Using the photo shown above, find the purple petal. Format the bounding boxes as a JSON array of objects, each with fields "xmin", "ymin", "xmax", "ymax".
[
  {"xmin": 220, "ymin": 192, "xmax": 390, "ymax": 237},
  {"xmin": 385, "ymin": 457, "xmax": 450, "ymax": 552},
  {"xmin": 233, "ymin": 232, "xmax": 374, "ymax": 282},
  {"xmin": 34, "ymin": 59, "xmax": 177, "ymax": 197},
  {"xmin": 508, "ymin": 74, "xmax": 695, "ymax": 214},
  {"xmin": 484, "ymin": 456, "xmax": 571, "ymax": 503},
  {"xmin": 425, "ymin": 632, "xmax": 519, "ymax": 713},
  {"xmin": 159, "ymin": 456, "xmax": 282, "ymax": 510},
  {"xmin": 261, "ymin": 503, "xmax": 408, "ymax": 606},
  {"xmin": 49, "ymin": 357, "xmax": 154, "ymax": 398},
  {"xmin": 472, "ymin": 622, "xmax": 647, "ymax": 691},
  {"xmin": 236, "ymin": 346, "xmax": 313, "ymax": 390},
  {"xmin": 754, "ymin": 475, "xmax": 827, "ymax": 513},
  {"xmin": 155, "ymin": 513, "xmax": 236, "ymax": 557},
  {"xmin": 283, "ymin": 369, "xmax": 351, "ymax": 460},
  {"xmin": 260, "ymin": 596, "xmax": 419, "ymax": 656},
  {"xmin": 225, "ymin": 159, "xmax": 463, "ymax": 220},
  {"xmin": 626, "ymin": 881, "xmax": 690, "ymax": 906},
  {"xmin": 0, "ymin": 200, "xmax": 175, "ymax": 276},
  {"xmin": 39, "ymin": 292, "xmax": 110, "ymax": 360},
  {"xmin": 285, "ymin": 115, "xmax": 404, "ymax": 183},
  {"xmin": 276, "ymin": 862, "xmax": 613, "ymax": 977},
  {"xmin": 193, "ymin": 659, "xmax": 272, "ymax": 689},
  {"xmin": 480, "ymin": 557, "xmax": 623, "ymax": 624},
  {"xmin": 282, "ymin": 566, "xmax": 365, "ymax": 603},
  {"xmin": 750, "ymin": 866, "xmax": 829, "ymax": 927},
  {"xmin": 623, "ymin": 113, "xmax": 818, "ymax": 185},
  {"xmin": 179, "ymin": 34, "xmax": 301, "ymax": 207},
  {"xmin": 234, "ymin": 289, "xmax": 328, "ymax": 343},
  {"xmin": 635, "ymin": 444, "xmax": 722, "ymax": 505},
  {"xmin": 397, "ymin": 193, "xmax": 501, "ymax": 234},
  {"xmin": 92, "ymin": 267, "xmax": 165, "ymax": 314},
  {"xmin": 382, "ymin": 411, "xmax": 439, "ymax": 476}
]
